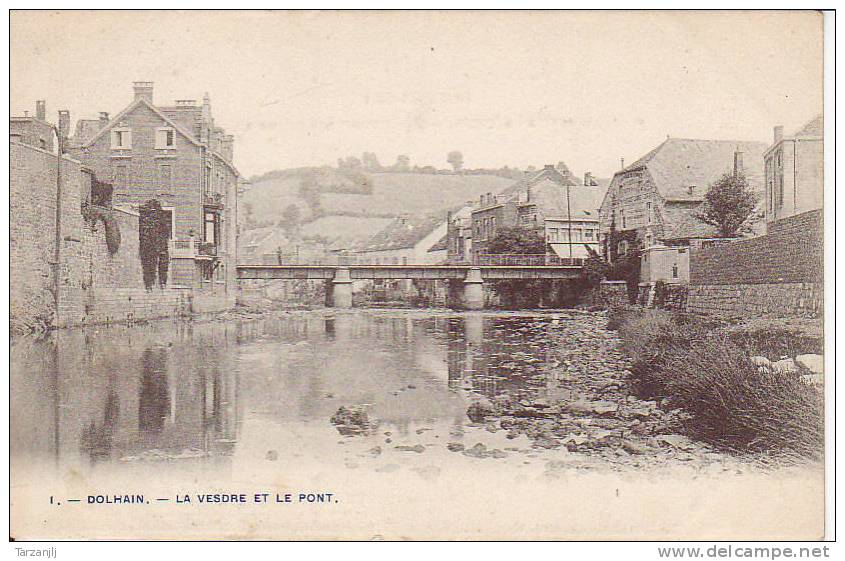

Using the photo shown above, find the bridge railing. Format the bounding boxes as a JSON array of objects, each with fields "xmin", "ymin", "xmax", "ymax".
[{"xmin": 472, "ymin": 254, "xmax": 584, "ymax": 267}]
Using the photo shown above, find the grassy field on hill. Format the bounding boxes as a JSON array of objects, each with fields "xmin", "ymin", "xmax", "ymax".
[{"xmin": 241, "ymin": 170, "xmax": 514, "ymax": 227}]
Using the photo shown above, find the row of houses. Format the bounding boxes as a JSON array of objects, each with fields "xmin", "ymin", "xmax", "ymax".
[{"xmin": 338, "ymin": 115, "xmax": 822, "ymax": 292}]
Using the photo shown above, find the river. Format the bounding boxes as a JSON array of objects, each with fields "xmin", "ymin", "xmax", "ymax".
[{"xmin": 10, "ymin": 309, "xmax": 824, "ymax": 540}]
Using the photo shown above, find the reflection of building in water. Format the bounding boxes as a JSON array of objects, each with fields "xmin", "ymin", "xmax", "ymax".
[
  {"xmin": 139, "ymin": 348, "xmax": 170, "ymax": 435},
  {"xmin": 11, "ymin": 322, "xmax": 241, "ymax": 472},
  {"xmin": 445, "ymin": 316, "xmax": 551, "ymax": 400}
]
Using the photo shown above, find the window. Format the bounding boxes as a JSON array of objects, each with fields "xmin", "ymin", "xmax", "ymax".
[
  {"xmin": 584, "ymin": 229, "xmax": 594, "ymax": 240},
  {"xmin": 39, "ymin": 138, "xmax": 47, "ymax": 150},
  {"xmin": 111, "ymin": 128, "xmax": 131, "ymax": 149},
  {"xmin": 646, "ymin": 202, "xmax": 652, "ymax": 224},
  {"xmin": 155, "ymin": 128, "xmax": 175, "ymax": 149},
  {"xmin": 548, "ymin": 228, "xmax": 558, "ymax": 242},
  {"xmin": 573, "ymin": 229, "xmax": 583, "ymax": 242},
  {"xmin": 204, "ymin": 211, "xmax": 218, "ymax": 245},
  {"xmin": 672, "ymin": 263, "xmax": 679, "ymax": 279},
  {"xmin": 645, "ymin": 233, "xmax": 652, "ymax": 247},
  {"xmin": 620, "ymin": 210, "xmax": 626, "ymax": 229},
  {"xmin": 618, "ymin": 240, "xmax": 628, "ymax": 256}
]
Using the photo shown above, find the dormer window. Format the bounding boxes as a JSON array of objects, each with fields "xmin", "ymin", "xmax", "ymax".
[
  {"xmin": 111, "ymin": 127, "xmax": 131, "ymax": 150},
  {"xmin": 155, "ymin": 127, "xmax": 175, "ymax": 149}
]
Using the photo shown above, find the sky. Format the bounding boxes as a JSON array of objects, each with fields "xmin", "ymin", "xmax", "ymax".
[{"xmin": 11, "ymin": 10, "xmax": 824, "ymax": 180}]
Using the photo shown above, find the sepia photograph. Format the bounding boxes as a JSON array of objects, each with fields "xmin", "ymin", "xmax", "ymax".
[{"xmin": 7, "ymin": 8, "xmax": 832, "ymax": 544}]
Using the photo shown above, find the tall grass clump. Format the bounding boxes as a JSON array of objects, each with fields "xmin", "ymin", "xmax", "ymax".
[{"xmin": 609, "ymin": 307, "xmax": 824, "ymax": 459}]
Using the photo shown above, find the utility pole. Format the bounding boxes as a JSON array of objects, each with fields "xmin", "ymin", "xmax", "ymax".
[{"xmin": 566, "ymin": 183, "xmax": 573, "ymax": 261}]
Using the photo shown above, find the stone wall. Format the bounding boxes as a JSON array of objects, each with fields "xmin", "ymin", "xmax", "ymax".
[
  {"xmin": 581, "ymin": 280, "xmax": 629, "ymax": 309},
  {"xmin": 687, "ymin": 283, "xmax": 822, "ymax": 318},
  {"xmin": 687, "ymin": 209, "xmax": 823, "ymax": 318},
  {"xmin": 11, "ymin": 141, "xmax": 232, "ymax": 333}
]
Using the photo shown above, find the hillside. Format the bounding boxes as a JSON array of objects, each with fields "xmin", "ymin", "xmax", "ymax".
[{"xmin": 240, "ymin": 170, "xmax": 515, "ymax": 228}]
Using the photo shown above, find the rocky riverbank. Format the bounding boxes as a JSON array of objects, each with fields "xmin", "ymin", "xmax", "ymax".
[{"xmin": 455, "ymin": 312, "xmax": 749, "ymax": 471}]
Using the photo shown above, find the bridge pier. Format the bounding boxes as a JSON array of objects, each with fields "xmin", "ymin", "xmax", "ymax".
[
  {"xmin": 325, "ymin": 268, "xmax": 353, "ymax": 308},
  {"xmin": 462, "ymin": 268, "xmax": 485, "ymax": 310}
]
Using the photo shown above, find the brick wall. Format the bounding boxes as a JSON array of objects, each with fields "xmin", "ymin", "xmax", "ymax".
[{"xmin": 687, "ymin": 209, "xmax": 823, "ymax": 318}]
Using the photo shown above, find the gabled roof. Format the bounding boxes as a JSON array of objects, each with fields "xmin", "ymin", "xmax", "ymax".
[
  {"xmin": 616, "ymin": 138, "xmax": 767, "ymax": 202},
  {"xmin": 427, "ymin": 233, "xmax": 449, "ymax": 252},
  {"xmin": 81, "ymin": 97, "xmax": 203, "ymax": 149},
  {"xmin": 498, "ymin": 166, "xmax": 579, "ymax": 198},
  {"xmin": 357, "ymin": 213, "xmax": 446, "ymax": 252},
  {"xmin": 518, "ymin": 177, "xmax": 603, "ymax": 220}
]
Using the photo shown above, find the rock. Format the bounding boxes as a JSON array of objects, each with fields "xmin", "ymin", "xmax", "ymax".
[
  {"xmin": 330, "ymin": 406, "xmax": 377, "ymax": 436},
  {"xmin": 621, "ymin": 440, "xmax": 649, "ymax": 455},
  {"xmin": 395, "ymin": 444, "xmax": 425, "ymax": 453},
  {"xmin": 591, "ymin": 401, "xmax": 619, "ymax": 416},
  {"xmin": 466, "ymin": 398, "xmax": 497, "ymax": 422},
  {"xmin": 533, "ymin": 436, "xmax": 561, "ymax": 449},
  {"xmin": 656, "ymin": 434, "xmax": 696, "ymax": 451},
  {"xmin": 750, "ymin": 355, "xmax": 772, "ymax": 369},
  {"xmin": 801, "ymin": 373, "xmax": 824, "ymax": 387},
  {"xmin": 796, "ymin": 354, "xmax": 823, "ymax": 374},
  {"xmin": 462, "ymin": 443, "xmax": 490, "ymax": 459},
  {"xmin": 772, "ymin": 358, "xmax": 798, "ymax": 374},
  {"xmin": 446, "ymin": 442, "xmax": 465, "ymax": 452},
  {"xmin": 265, "ymin": 450, "xmax": 278, "ymax": 461}
]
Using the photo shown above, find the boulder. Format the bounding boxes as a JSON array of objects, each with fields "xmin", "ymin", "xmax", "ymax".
[
  {"xmin": 772, "ymin": 358, "xmax": 798, "ymax": 374},
  {"xmin": 466, "ymin": 398, "xmax": 497, "ymax": 422},
  {"xmin": 330, "ymin": 405, "xmax": 378, "ymax": 436},
  {"xmin": 796, "ymin": 354, "xmax": 824, "ymax": 374},
  {"xmin": 801, "ymin": 374, "xmax": 824, "ymax": 387},
  {"xmin": 750, "ymin": 355, "xmax": 772, "ymax": 368}
]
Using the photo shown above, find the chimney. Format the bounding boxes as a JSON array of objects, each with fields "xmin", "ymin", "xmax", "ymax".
[
  {"xmin": 133, "ymin": 81, "xmax": 154, "ymax": 103},
  {"xmin": 544, "ymin": 164, "xmax": 555, "ymax": 170},
  {"xmin": 35, "ymin": 100, "xmax": 46, "ymax": 121},
  {"xmin": 57, "ymin": 110, "xmax": 70, "ymax": 145},
  {"xmin": 99, "ymin": 112, "xmax": 110, "ymax": 126},
  {"xmin": 584, "ymin": 172, "xmax": 593, "ymax": 186},
  {"xmin": 773, "ymin": 125, "xmax": 784, "ymax": 144},
  {"xmin": 733, "ymin": 149, "xmax": 744, "ymax": 178},
  {"xmin": 620, "ymin": 157, "xmax": 625, "ymax": 169}
]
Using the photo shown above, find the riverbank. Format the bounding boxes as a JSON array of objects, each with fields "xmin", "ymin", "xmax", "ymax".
[{"xmin": 609, "ymin": 306, "xmax": 824, "ymax": 461}]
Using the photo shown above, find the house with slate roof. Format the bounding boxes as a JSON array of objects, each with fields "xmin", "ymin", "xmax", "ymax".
[
  {"xmin": 598, "ymin": 137, "xmax": 767, "ymax": 284},
  {"xmin": 67, "ymin": 82, "xmax": 240, "ymax": 293},
  {"xmin": 354, "ymin": 213, "xmax": 448, "ymax": 265}
]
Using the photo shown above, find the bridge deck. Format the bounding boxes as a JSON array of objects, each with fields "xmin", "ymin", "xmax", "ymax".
[{"xmin": 236, "ymin": 264, "xmax": 582, "ymax": 280}]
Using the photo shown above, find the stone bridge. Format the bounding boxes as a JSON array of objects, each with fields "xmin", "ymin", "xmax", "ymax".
[{"xmin": 235, "ymin": 264, "xmax": 582, "ymax": 309}]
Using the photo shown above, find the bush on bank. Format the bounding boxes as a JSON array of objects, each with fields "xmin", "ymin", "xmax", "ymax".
[{"xmin": 609, "ymin": 306, "xmax": 824, "ymax": 460}]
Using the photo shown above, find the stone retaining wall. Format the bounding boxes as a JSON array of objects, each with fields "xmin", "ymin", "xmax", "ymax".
[
  {"xmin": 687, "ymin": 282, "xmax": 822, "ymax": 319},
  {"xmin": 687, "ymin": 209, "xmax": 823, "ymax": 319}
]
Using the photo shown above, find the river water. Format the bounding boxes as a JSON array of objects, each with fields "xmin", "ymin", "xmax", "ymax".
[{"xmin": 10, "ymin": 310, "xmax": 824, "ymax": 540}]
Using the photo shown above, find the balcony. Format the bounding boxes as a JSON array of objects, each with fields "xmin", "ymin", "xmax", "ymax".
[
  {"xmin": 203, "ymin": 192, "xmax": 224, "ymax": 209},
  {"xmin": 168, "ymin": 238, "xmax": 218, "ymax": 260}
]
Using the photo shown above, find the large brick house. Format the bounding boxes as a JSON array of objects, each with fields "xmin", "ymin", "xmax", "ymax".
[
  {"xmin": 764, "ymin": 115, "xmax": 823, "ymax": 226},
  {"xmin": 468, "ymin": 164, "xmax": 605, "ymax": 261},
  {"xmin": 67, "ymin": 82, "xmax": 240, "ymax": 293}
]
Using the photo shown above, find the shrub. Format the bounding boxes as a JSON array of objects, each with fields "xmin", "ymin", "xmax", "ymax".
[{"xmin": 614, "ymin": 308, "xmax": 824, "ymax": 459}]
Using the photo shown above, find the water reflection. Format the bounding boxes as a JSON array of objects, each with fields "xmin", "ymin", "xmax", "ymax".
[{"xmin": 11, "ymin": 312, "xmax": 560, "ymax": 475}]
